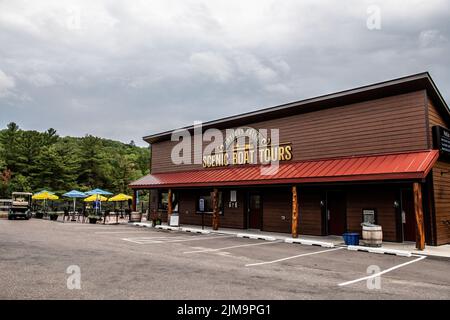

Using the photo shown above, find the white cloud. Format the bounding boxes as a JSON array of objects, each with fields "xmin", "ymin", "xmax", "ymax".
[
  {"xmin": 190, "ymin": 51, "xmax": 233, "ymax": 83},
  {"xmin": 264, "ymin": 83, "xmax": 292, "ymax": 95},
  {"xmin": 26, "ymin": 73, "xmax": 56, "ymax": 87},
  {"xmin": 234, "ymin": 53, "xmax": 278, "ymax": 83},
  {"xmin": 419, "ymin": 29, "xmax": 448, "ymax": 48},
  {"xmin": 0, "ymin": 70, "xmax": 15, "ymax": 97},
  {"xmin": 0, "ymin": 0, "xmax": 448, "ymax": 144}
]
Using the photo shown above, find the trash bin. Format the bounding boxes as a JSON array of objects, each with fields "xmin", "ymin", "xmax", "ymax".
[
  {"xmin": 343, "ymin": 232, "xmax": 360, "ymax": 246},
  {"xmin": 361, "ymin": 223, "xmax": 382, "ymax": 247}
]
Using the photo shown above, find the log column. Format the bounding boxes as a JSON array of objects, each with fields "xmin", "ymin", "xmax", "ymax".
[
  {"xmin": 292, "ymin": 185, "xmax": 299, "ymax": 238},
  {"xmin": 413, "ymin": 182, "xmax": 425, "ymax": 250},
  {"xmin": 212, "ymin": 188, "xmax": 219, "ymax": 230},
  {"xmin": 132, "ymin": 189, "xmax": 137, "ymax": 212},
  {"xmin": 167, "ymin": 189, "xmax": 173, "ymax": 225}
]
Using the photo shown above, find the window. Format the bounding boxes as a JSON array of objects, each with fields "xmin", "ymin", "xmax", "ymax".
[
  {"xmin": 230, "ymin": 190, "xmax": 237, "ymax": 202},
  {"xmin": 196, "ymin": 192, "xmax": 223, "ymax": 214},
  {"xmin": 158, "ymin": 191, "xmax": 178, "ymax": 212}
]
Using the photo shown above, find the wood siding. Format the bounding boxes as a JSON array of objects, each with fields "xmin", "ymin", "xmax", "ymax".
[
  {"xmin": 177, "ymin": 189, "xmax": 245, "ymax": 229},
  {"xmin": 298, "ymin": 189, "xmax": 323, "ymax": 236},
  {"xmin": 431, "ymin": 161, "xmax": 450, "ymax": 245},
  {"xmin": 346, "ymin": 187, "xmax": 398, "ymax": 242},
  {"xmin": 428, "ymin": 98, "xmax": 448, "ymax": 146},
  {"xmin": 259, "ymin": 187, "xmax": 323, "ymax": 236},
  {"xmin": 261, "ymin": 188, "xmax": 291, "ymax": 233},
  {"xmin": 428, "ymin": 99, "xmax": 450, "ymax": 245},
  {"xmin": 168, "ymin": 186, "xmax": 402, "ymax": 240},
  {"xmin": 151, "ymin": 91, "xmax": 428, "ymax": 173}
]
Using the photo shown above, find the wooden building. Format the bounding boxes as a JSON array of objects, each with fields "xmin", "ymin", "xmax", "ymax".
[{"xmin": 130, "ymin": 72, "xmax": 450, "ymax": 248}]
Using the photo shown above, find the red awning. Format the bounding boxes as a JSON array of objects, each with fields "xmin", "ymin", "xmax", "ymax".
[{"xmin": 130, "ymin": 150, "xmax": 439, "ymax": 188}]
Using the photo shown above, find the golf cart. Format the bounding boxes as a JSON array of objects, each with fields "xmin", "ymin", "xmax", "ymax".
[{"xmin": 8, "ymin": 192, "xmax": 32, "ymax": 220}]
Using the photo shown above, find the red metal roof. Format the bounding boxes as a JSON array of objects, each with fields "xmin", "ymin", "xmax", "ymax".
[{"xmin": 130, "ymin": 150, "xmax": 439, "ymax": 189}]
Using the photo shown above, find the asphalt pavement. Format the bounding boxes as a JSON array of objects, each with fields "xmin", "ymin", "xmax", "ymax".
[{"xmin": 0, "ymin": 219, "xmax": 449, "ymax": 299}]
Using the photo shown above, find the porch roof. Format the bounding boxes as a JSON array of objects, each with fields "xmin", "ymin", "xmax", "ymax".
[{"xmin": 129, "ymin": 150, "xmax": 439, "ymax": 189}]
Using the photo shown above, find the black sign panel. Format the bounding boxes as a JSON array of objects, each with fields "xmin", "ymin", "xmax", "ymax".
[{"xmin": 432, "ymin": 125, "xmax": 450, "ymax": 157}]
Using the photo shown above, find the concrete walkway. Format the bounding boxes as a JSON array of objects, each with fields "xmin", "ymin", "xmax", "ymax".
[
  {"xmin": 380, "ymin": 242, "xmax": 450, "ymax": 258},
  {"xmin": 132, "ymin": 222, "xmax": 450, "ymax": 258}
]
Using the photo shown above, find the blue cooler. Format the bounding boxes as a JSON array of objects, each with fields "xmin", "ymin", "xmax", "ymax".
[{"xmin": 343, "ymin": 232, "xmax": 360, "ymax": 245}]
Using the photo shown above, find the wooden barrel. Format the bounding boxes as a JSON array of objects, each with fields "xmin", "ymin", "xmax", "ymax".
[
  {"xmin": 129, "ymin": 211, "xmax": 142, "ymax": 222},
  {"xmin": 362, "ymin": 225, "xmax": 383, "ymax": 247}
]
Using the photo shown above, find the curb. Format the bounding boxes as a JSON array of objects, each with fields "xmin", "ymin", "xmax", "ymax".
[
  {"xmin": 132, "ymin": 222, "xmax": 153, "ymax": 228},
  {"xmin": 180, "ymin": 227, "xmax": 211, "ymax": 234},
  {"xmin": 347, "ymin": 245, "xmax": 412, "ymax": 257},
  {"xmin": 236, "ymin": 233, "xmax": 277, "ymax": 241},
  {"xmin": 155, "ymin": 225, "xmax": 181, "ymax": 231},
  {"xmin": 285, "ymin": 238, "xmax": 335, "ymax": 248}
]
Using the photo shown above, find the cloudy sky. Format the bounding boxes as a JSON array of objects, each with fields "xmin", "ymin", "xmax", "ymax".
[{"xmin": 0, "ymin": 0, "xmax": 449, "ymax": 146}]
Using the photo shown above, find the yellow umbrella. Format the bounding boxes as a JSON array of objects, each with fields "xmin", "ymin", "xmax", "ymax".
[
  {"xmin": 32, "ymin": 192, "xmax": 59, "ymax": 200},
  {"xmin": 32, "ymin": 191, "xmax": 59, "ymax": 213},
  {"xmin": 84, "ymin": 194, "xmax": 108, "ymax": 202},
  {"xmin": 107, "ymin": 193, "xmax": 132, "ymax": 202}
]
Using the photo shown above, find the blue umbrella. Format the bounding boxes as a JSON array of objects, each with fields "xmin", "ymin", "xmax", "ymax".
[
  {"xmin": 86, "ymin": 188, "xmax": 113, "ymax": 196},
  {"xmin": 86, "ymin": 189, "xmax": 113, "ymax": 214},
  {"xmin": 63, "ymin": 190, "xmax": 88, "ymax": 198},
  {"xmin": 62, "ymin": 190, "xmax": 87, "ymax": 215}
]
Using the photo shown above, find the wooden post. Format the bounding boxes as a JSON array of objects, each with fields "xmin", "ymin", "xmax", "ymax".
[
  {"xmin": 292, "ymin": 185, "xmax": 299, "ymax": 238},
  {"xmin": 147, "ymin": 189, "xmax": 153, "ymax": 221},
  {"xmin": 167, "ymin": 189, "xmax": 173, "ymax": 225},
  {"xmin": 413, "ymin": 182, "xmax": 425, "ymax": 250},
  {"xmin": 132, "ymin": 189, "xmax": 137, "ymax": 212},
  {"xmin": 212, "ymin": 188, "xmax": 219, "ymax": 230}
]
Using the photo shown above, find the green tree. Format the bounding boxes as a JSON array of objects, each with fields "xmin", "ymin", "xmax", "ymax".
[
  {"xmin": 0, "ymin": 122, "xmax": 21, "ymax": 173},
  {"xmin": 8, "ymin": 174, "xmax": 31, "ymax": 193},
  {"xmin": 0, "ymin": 124, "xmax": 150, "ymax": 196},
  {"xmin": 78, "ymin": 135, "xmax": 112, "ymax": 189}
]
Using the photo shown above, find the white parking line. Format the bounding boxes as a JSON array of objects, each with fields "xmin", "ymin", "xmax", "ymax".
[
  {"xmin": 150, "ymin": 235, "xmax": 235, "ymax": 243},
  {"xmin": 338, "ymin": 255, "xmax": 426, "ymax": 287},
  {"xmin": 121, "ymin": 236, "xmax": 196, "ymax": 244},
  {"xmin": 245, "ymin": 247, "xmax": 344, "ymax": 267},
  {"xmin": 122, "ymin": 238, "xmax": 146, "ymax": 244},
  {"xmin": 184, "ymin": 240, "xmax": 283, "ymax": 254},
  {"xmin": 122, "ymin": 235, "xmax": 234, "ymax": 245},
  {"xmin": 95, "ymin": 231, "xmax": 152, "ymax": 234}
]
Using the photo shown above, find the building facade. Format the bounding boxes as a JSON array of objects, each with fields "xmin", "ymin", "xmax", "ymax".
[{"xmin": 130, "ymin": 73, "xmax": 450, "ymax": 247}]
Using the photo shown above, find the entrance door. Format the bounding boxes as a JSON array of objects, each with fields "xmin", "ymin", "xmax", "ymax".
[
  {"xmin": 248, "ymin": 193, "xmax": 262, "ymax": 229},
  {"xmin": 327, "ymin": 191, "xmax": 347, "ymax": 235},
  {"xmin": 401, "ymin": 189, "xmax": 416, "ymax": 242}
]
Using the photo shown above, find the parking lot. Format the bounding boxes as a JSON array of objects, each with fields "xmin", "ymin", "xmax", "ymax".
[{"xmin": 0, "ymin": 219, "xmax": 449, "ymax": 299}]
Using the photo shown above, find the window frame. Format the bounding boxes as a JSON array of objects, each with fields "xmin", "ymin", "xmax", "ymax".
[
  {"xmin": 195, "ymin": 191, "xmax": 224, "ymax": 215},
  {"xmin": 157, "ymin": 190, "xmax": 179, "ymax": 213}
]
